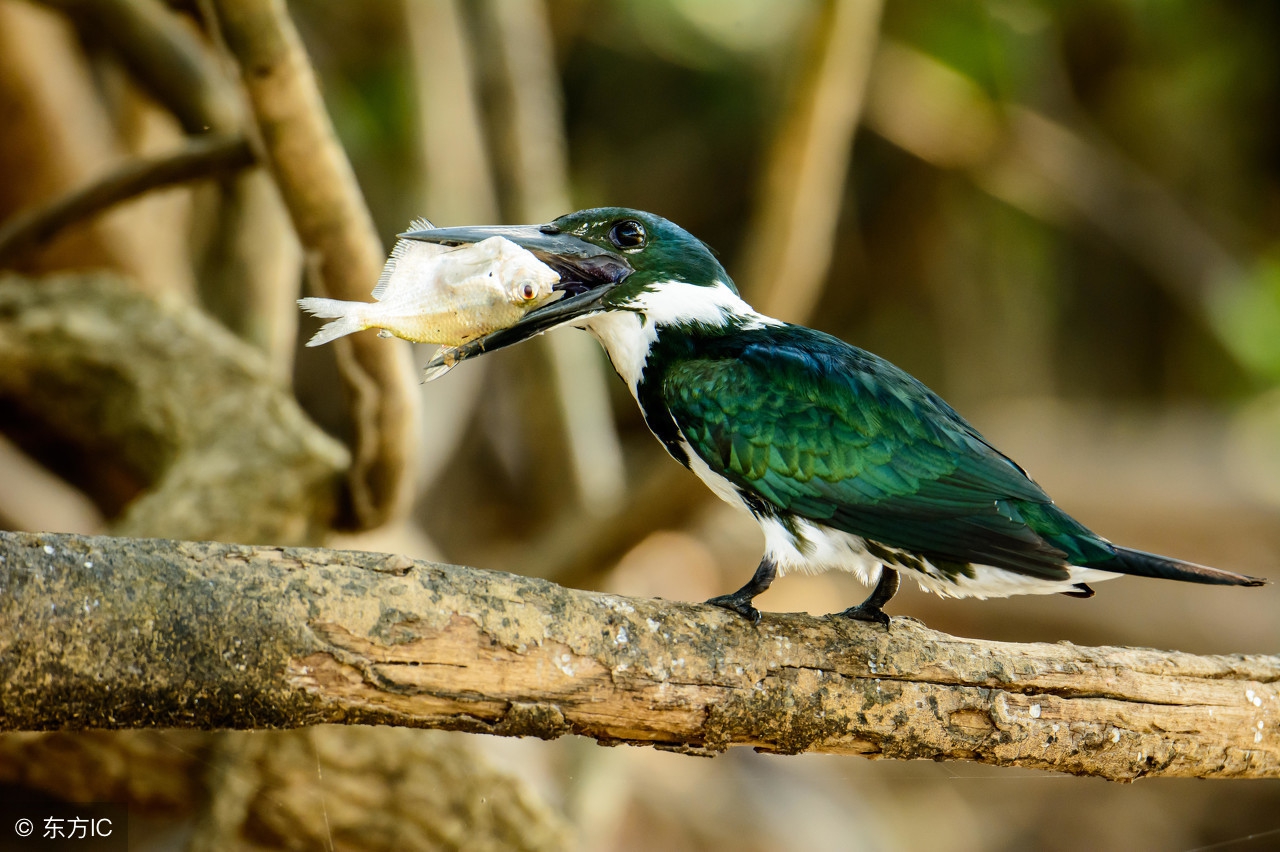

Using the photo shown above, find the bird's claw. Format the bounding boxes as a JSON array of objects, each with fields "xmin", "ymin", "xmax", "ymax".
[
  {"xmin": 835, "ymin": 568, "xmax": 897, "ymax": 628},
  {"xmin": 837, "ymin": 603, "xmax": 891, "ymax": 629},
  {"xmin": 706, "ymin": 593, "xmax": 762, "ymax": 625}
]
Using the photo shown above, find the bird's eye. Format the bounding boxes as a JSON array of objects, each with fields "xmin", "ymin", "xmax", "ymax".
[
  {"xmin": 609, "ymin": 220, "xmax": 646, "ymax": 249},
  {"xmin": 520, "ymin": 282, "xmax": 537, "ymax": 300}
]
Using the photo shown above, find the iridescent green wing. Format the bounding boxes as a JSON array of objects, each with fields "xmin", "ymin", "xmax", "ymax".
[{"xmin": 663, "ymin": 328, "xmax": 1112, "ymax": 577}]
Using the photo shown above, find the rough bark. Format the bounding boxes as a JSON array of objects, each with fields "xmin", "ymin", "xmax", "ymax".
[{"xmin": 2, "ymin": 530, "xmax": 1275, "ymax": 782}]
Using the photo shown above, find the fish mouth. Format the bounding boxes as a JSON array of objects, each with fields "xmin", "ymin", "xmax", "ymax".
[{"xmin": 399, "ymin": 222, "xmax": 632, "ymax": 369}]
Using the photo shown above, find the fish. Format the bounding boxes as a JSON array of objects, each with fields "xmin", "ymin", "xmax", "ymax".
[{"xmin": 298, "ymin": 229, "xmax": 561, "ymax": 348}]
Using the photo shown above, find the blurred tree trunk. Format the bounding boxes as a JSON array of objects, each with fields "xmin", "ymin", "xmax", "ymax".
[
  {"xmin": 0, "ymin": 273, "xmax": 345, "ymax": 542},
  {"xmin": 207, "ymin": 0, "xmax": 420, "ymax": 531},
  {"xmin": 740, "ymin": 0, "xmax": 883, "ymax": 324}
]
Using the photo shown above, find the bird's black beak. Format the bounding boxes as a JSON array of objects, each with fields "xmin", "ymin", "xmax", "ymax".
[{"xmin": 400, "ymin": 222, "xmax": 632, "ymax": 376}]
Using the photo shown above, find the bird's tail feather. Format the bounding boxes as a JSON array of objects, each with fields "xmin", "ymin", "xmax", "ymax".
[
  {"xmin": 1106, "ymin": 546, "xmax": 1266, "ymax": 586},
  {"xmin": 298, "ymin": 297, "xmax": 364, "ymax": 346}
]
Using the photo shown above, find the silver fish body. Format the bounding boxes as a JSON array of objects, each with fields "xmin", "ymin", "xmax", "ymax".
[{"xmin": 299, "ymin": 235, "xmax": 560, "ymax": 347}]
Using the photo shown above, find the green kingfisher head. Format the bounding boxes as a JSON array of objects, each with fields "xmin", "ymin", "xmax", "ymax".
[{"xmin": 401, "ymin": 207, "xmax": 750, "ymax": 369}]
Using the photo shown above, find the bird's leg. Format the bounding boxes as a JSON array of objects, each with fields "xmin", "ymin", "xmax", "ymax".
[
  {"xmin": 706, "ymin": 556, "xmax": 776, "ymax": 625},
  {"xmin": 838, "ymin": 567, "xmax": 899, "ymax": 627}
]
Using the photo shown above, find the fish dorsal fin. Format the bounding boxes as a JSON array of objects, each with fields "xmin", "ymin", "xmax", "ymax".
[
  {"xmin": 374, "ymin": 217, "xmax": 438, "ymax": 299},
  {"xmin": 373, "ymin": 237, "xmax": 416, "ymax": 300}
]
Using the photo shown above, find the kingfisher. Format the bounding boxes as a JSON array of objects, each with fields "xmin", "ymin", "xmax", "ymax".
[{"xmin": 406, "ymin": 208, "xmax": 1265, "ymax": 624}]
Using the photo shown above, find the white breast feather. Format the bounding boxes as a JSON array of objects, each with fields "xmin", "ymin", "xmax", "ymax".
[
  {"xmin": 581, "ymin": 311, "xmax": 655, "ymax": 393},
  {"xmin": 583, "ymin": 280, "xmax": 780, "ymax": 394}
]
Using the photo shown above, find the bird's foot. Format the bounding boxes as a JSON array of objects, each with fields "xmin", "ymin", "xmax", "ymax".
[
  {"xmin": 837, "ymin": 602, "xmax": 891, "ymax": 628},
  {"xmin": 834, "ymin": 567, "xmax": 899, "ymax": 629},
  {"xmin": 706, "ymin": 592, "xmax": 762, "ymax": 625},
  {"xmin": 706, "ymin": 556, "xmax": 776, "ymax": 625}
]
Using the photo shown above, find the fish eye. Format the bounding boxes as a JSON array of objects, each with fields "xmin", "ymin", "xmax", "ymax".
[
  {"xmin": 609, "ymin": 220, "xmax": 646, "ymax": 250},
  {"xmin": 520, "ymin": 282, "xmax": 537, "ymax": 300}
]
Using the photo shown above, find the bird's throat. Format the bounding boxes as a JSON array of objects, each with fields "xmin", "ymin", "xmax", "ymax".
[
  {"xmin": 582, "ymin": 310, "xmax": 655, "ymax": 395},
  {"xmin": 583, "ymin": 280, "xmax": 778, "ymax": 395}
]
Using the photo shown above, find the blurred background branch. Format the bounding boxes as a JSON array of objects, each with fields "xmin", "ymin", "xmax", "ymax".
[
  {"xmin": 34, "ymin": 0, "xmax": 303, "ymax": 375},
  {"xmin": 0, "ymin": 273, "xmax": 346, "ymax": 543},
  {"xmin": 740, "ymin": 0, "xmax": 882, "ymax": 323},
  {"xmin": 864, "ymin": 40, "xmax": 1263, "ymax": 380},
  {"xmin": 206, "ymin": 0, "xmax": 419, "ymax": 529},
  {"xmin": 0, "ymin": 133, "xmax": 252, "ymax": 265},
  {"xmin": 37, "ymin": 0, "xmax": 240, "ymax": 134},
  {"xmin": 400, "ymin": 0, "xmax": 501, "ymax": 519},
  {"xmin": 483, "ymin": 0, "xmax": 627, "ymax": 516}
]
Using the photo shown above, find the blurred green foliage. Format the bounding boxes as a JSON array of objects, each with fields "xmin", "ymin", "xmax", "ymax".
[{"xmin": 1213, "ymin": 255, "xmax": 1280, "ymax": 381}]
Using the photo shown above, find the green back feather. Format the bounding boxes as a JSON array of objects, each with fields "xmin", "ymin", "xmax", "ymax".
[{"xmin": 655, "ymin": 325, "xmax": 1115, "ymax": 578}]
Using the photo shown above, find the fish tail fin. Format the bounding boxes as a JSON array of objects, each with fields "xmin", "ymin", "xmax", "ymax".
[
  {"xmin": 298, "ymin": 297, "xmax": 365, "ymax": 346},
  {"xmin": 1105, "ymin": 546, "xmax": 1267, "ymax": 586}
]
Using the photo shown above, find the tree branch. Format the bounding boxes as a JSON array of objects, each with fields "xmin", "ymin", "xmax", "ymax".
[
  {"xmin": 2, "ymin": 530, "xmax": 1275, "ymax": 781},
  {"xmin": 0, "ymin": 134, "xmax": 253, "ymax": 266}
]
